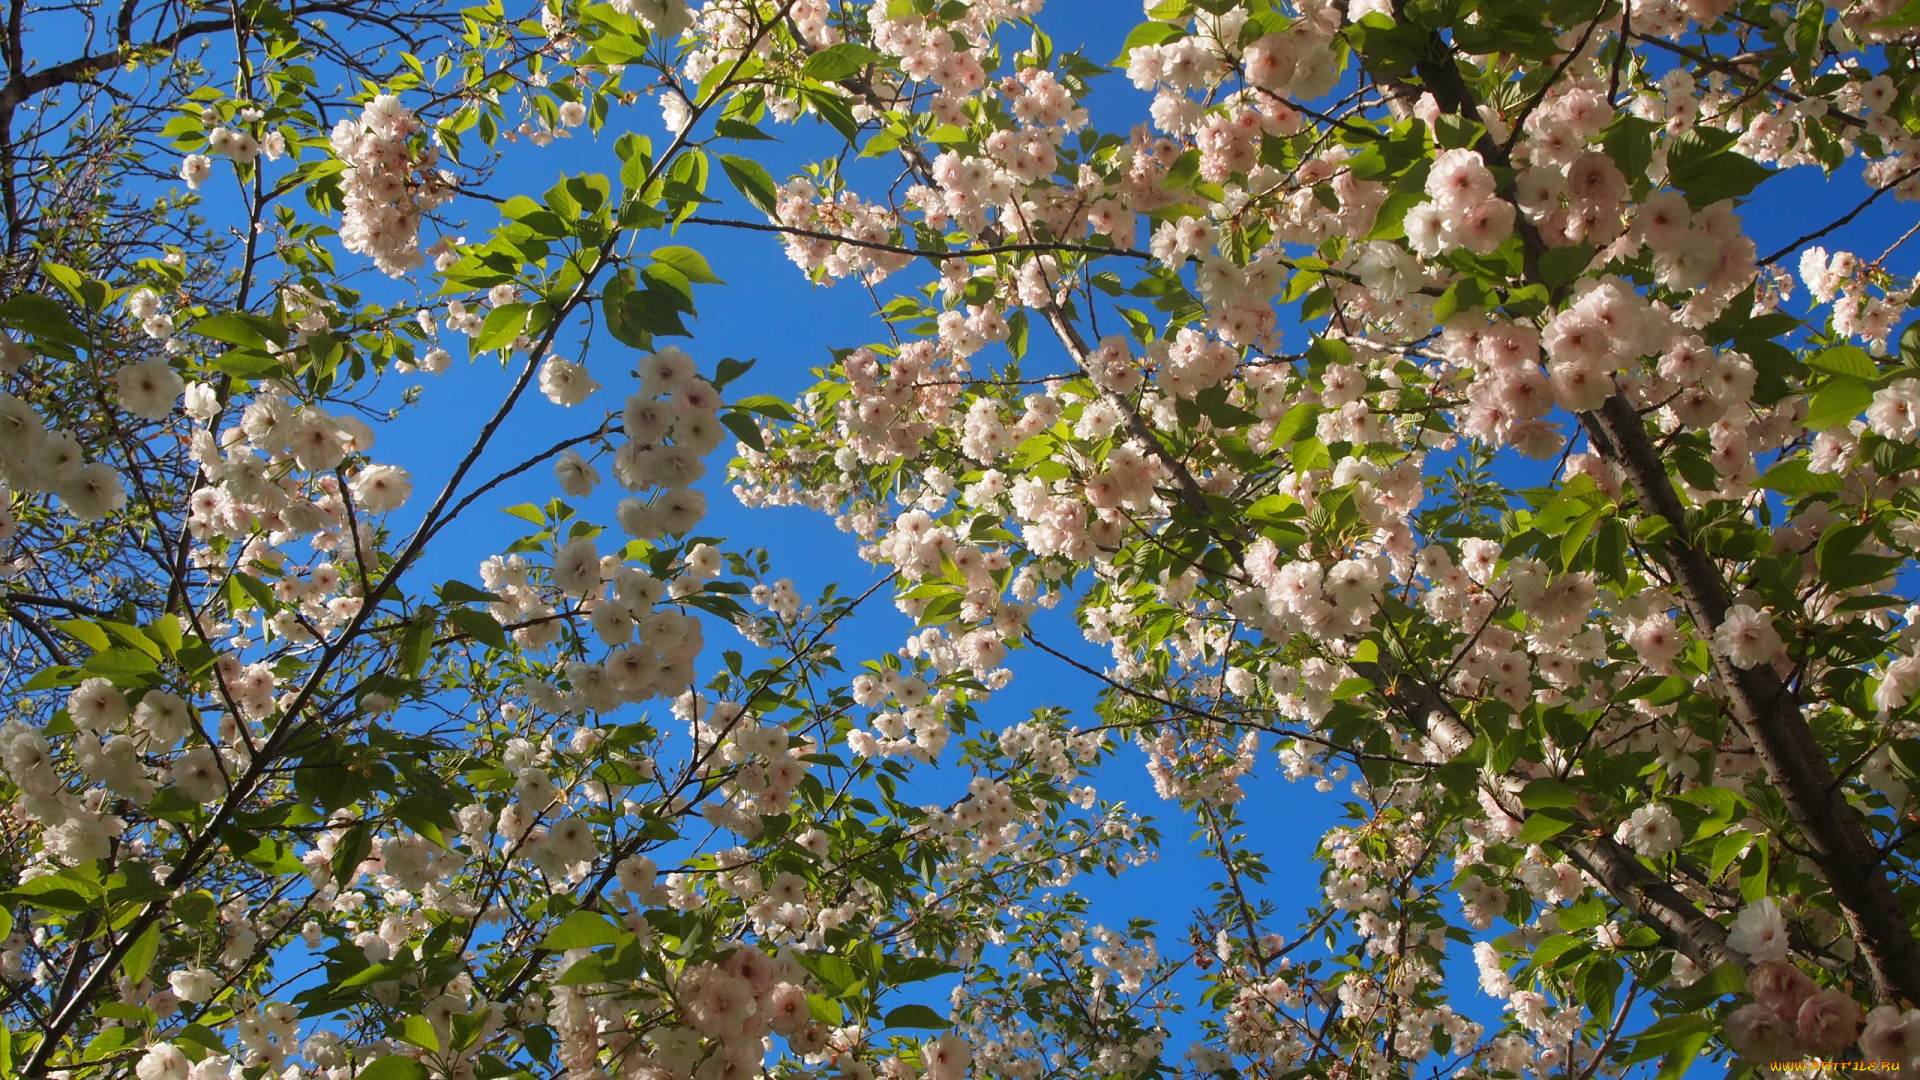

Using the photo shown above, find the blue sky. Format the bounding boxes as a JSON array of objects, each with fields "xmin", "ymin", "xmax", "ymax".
[{"xmin": 362, "ymin": 0, "xmax": 1340, "ymax": 1054}]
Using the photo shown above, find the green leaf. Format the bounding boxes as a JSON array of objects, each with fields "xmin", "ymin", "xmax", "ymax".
[
  {"xmin": 651, "ymin": 246, "xmax": 723, "ymax": 284},
  {"xmin": 882, "ymin": 1004, "xmax": 952, "ymax": 1030},
  {"xmin": 713, "ymin": 118, "xmax": 776, "ymax": 141},
  {"xmin": 1558, "ymin": 895, "xmax": 1608, "ymax": 932},
  {"xmin": 85, "ymin": 1027, "xmax": 137, "ymax": 1061},
  {"xmin": 1816, "ymin": 521, "xmax": 1873, "ymax": 579},
  {"xmin": 357, "ymin": 1057, "xmax": 429, "ymax": 1080},
  {"xmin": 1515, "ymin": 809, "xmax": 1575, "ymax": 844},
  {"xmin": 616, "ymin": 133, "xmax": 654, "ymax": 190},
  {"xmin": 1869, "ymin": 0, "xmax": 1920, "ymax": 28},
  {"xmin": 394, "ymin": 794, "xmax": 457, "ymax": 837},
  {"xmin": 1827, "ymin": 553, "xmax": 1903, "ymax": 592},
  {"xmin": 21, "ymin": 664, "xmax": 87, "ymax": 690},
  {"xmin": 1655, "ymin": 1032, "xmax": 1713, "ymax": 1080},
  {"xmin": 335, "ymin": 962, "xmax": 408, "ymax": 989},
  {"xmin": 1675, "ymin": 786, "xmax": 1741, "ymax": 822},
  {"xmin": 333, "ymin": 823, "xmax": 372, "ymax": 891},
  {"xmin": 1112, "ymin": 20, "xmax": 1184, "ymax": 65},
  {"xmin": 194, "ymin": 312, "xmax": 288, "ymax": 349},
  {"xmin": 1806, "ymin": 344, "xmax": 1878, "ymax": 380},
  {"xmin": 447, "ymin": 608, "xmax": 508, "ymax": 650},
  {"xmin": 0, "ymin": 293, "xmax": 86, "ymax": 345},
  {"xmin": 474, "ymin": 303, "xmax": 530, "ymax": 353},
  {"xmin": 1531, "ymin": 473, "xmax": 1602, "ymax": 535},
  {"xmin": 618, "ymin": 283, "xmax": 691, "ymax": 338},
  {"xmin": 1758, "ymin": 459, "xmax": 1843, "ymax": 495},
  {"xmin": 1519, "ymin": 777, "xmax": 1580, "ymax": 810},
  {"xmin": 398, "ymin": 612, "xmax": 436, "ymax": 678},
  {"xmin": 808, "ymin": 993, "xmax": 845, "ymax": 1025},
  {"xmin": 6, "ymin": 867, "xmax": 103, "ymax": 912},
  {"xmin": 733, "ymin": 394, "xmax": 796, "ymax": 420},
  {"xmin": 1365, "ymin": 190, "xmax": 1423, "ymax": 242},
  {"xmin": 438, "ymin": 580, "xmax": 502, "ymax": 604},
  {"xmin": 1528, "ymin": 934, "xmax": 1588, "ymax": 967},
  {"xmin": 1577, "ymin": 959, "xmax": 1622, "ymax": 1017},
  {"xmin": 795, "ymin": 951, "xmax": 856, "ymax": 994},
  {"xmin": 176, "ymin": 1024, "xmax": 227, "ymax": 1056},
  {"xmin": 215, "ymin": 350, "xmax": 283, "ymax": 380},
  {"xmin": 1291, "ymin": 435, "xmax": 1330, "ymax": 472},
  {"xmin": 41, "ymin": 262, "xmax": 105, "ymax": 310},
  {"xmin": 398, "ymin": 1015, "xmax": 440, "ymax": 1052},
  {"xmin": 1538, "ymin": 244, "xmax": 1595, "ymax": 293},
  {"xmin": 1803, "ymin": 379, "xmax": 1874, "ymax": 432},
  {"xmin": 720, "ymin": 409, "xmax": 766, "ymax": 453},
  {"xmin": 719, "ymin": 155, "xmax": 779, "ymax": 217},
  {"xmin": 556, "ymin": 953, "xmax": 614, "ymax": 986},
  {"xmin": 1665, "ymin": 126, "xmax": 1774, "ymax": 207},
  {"xmin": 802, "ymin": 42, "xmax": 883, "ymax": 82},
  {"xmin": 1707, "ymin": 832, "xmax": 1751, "ymax": 884},
  {"xmin": 84, "ymin": 648, "xmax": 158, "ymax": 676},
  {"xmin": 806, "ymin": 88, "xmax": 861, "ymax": 142},
  {"xmin": 54, "ymin": 619, "xmax": 110, "ymax": 651},
  {"xmin": 1271, "ymin": 402, "xmax": 1320, "ymax": 446},
  {"xmin": 714, "ymin": 357, "xmax": 755, "ymax": 388},
  {"xmin": 120, "ymin": 922, "xmax": 160, "ymax": 987},
  {"xmin": 1560, "ymin": 506, "xmax": 1605, "ymax": 568},
  {"xmin": 539, "ymin": 911, "xmax": 627, "ymax": 951},
  {"xmin": 232, "ymin": 572, "xmax": 276, "ymax": 613}
]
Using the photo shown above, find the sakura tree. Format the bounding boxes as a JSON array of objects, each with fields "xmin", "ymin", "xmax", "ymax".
[
  {"xmin": 2, "ymin": 0, "xmax": 1919, "ymax": 1078},
  {"xmin": 2, "ymin": 4, "xmax": 1143, "ymax": 1080}
]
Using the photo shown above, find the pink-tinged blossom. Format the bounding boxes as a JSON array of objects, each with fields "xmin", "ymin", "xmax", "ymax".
[
  {"xmin": 1725, "ymin": 1002, "xmax": 1803, "ymax": 1064},
  {"xmin": 1626, "ymin": 614, "xmax": 1685, "ymax": 669},
  {"xmin": 1860, "ymin": 1006, "xmax": 1920, "ymax": 1069},
  {"xmin": 60, "ymin": 463, "xmax": 127, "ymax": 521},
  {"xmin": 168, "ymin": 968, "xmax": 220, "ymax": 1003},
  {"xmin": 1614, "ymin": 803, "xmax": 1683, "ymax": 858},
  {"xmin": 68, "ymin": 677, "xmax": 128, "ymax": 731},
  {"xmin": 923, "ymin": 1033, "xmax": 970, "ymax": 1080},
  {"xmin": 1727, "ymin": 897, "xmax": 1790, "ymax": 962},
  {"xmin": 1746, "ymin": 959, "xmax": 1816, "ymax": 1020},
  {"xmin": 1454, "ymin": 198, "xmax": 1516, "ymax": 255},
  {"xmin": 116, "ymin": 359, "xmax": 185, "ymax": 419},
  {"xmin": 330, "ymin": 95, "xmax": 453, "ymax": 276},
  {"xmin": 1635, "ymin": 189, "xmax": 1692, "ymax": 252},
  {"xmin": 554, "ymin": 449, "xmax": 599, "ymax": 497},
  {"xmin": 136, "ymin": 1044, "xmax": 190, "ymax": 1080},
  {"xmin": 1713, "ymin": 605, "xmax": 1781, "ymax": 669},
  {"xmin": 1797, "ymin": 988, "xmax": 1865, "ymax": 1055},
  {"xmin": 349, "ymin": 464, "xmax": 412, "ymax": 513},
  {"xmin": 551, "ymin": 536, "xmax": 601, "ymax": 597},
  {"xmin": 1866, "ymin": 378, "xmax": 1920, "ymax": 441},
  {"xmin": 1404, "ymin": 201, "xmax": 1450, "ymax": 256},
  {"xmin": 1472, "ymin": 941, "xmax": 1513, "ymax": 998},
  {"xmin": 1425, "ymin": 149, "xmax": 1495, "ymax": 210},
  {"xmin": 1565, "ymin": 151, "xmax": 1627, "ymax": 207},
  {"xmin": 179, "ymin": 154, "xmax": 212, "ymax": 189},
  {"xmin": 1876, "ymin": 654, "xmax": 1920, "ymax": 714},
  {"xmin": 539, "ymin": 356, "xmax": 600, "ymax": 406},
  {"xmin": 1798, "ymin": 246, "xmax": 1846, "ymax": 303}
]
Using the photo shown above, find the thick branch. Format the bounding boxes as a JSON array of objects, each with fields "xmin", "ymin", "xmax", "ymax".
[
  {"xmin": 1358, "ymin": 657, "xmax": 1741, "ymax": 973},
  {"xmin": 1581, "ymin": 396, "xmax": 1920, "ymax": 1002},
  {"xmin": 683, "ymin": 215, "xmax": 1153, "ymax": 263},
  {"xmin": 1387, "ymin": 11, "xmax": 1920, "ymax": 1003}
]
